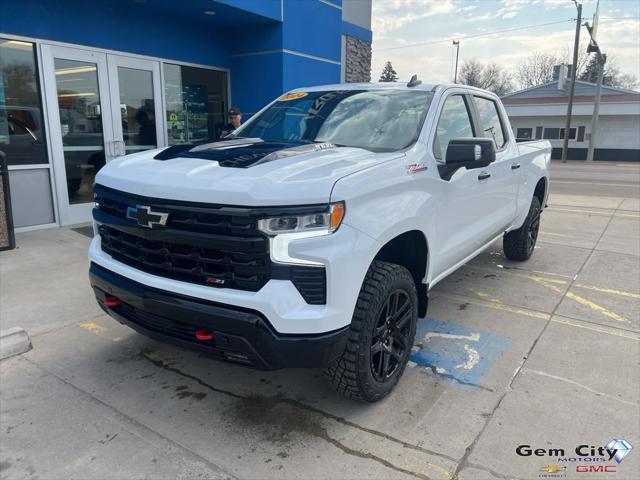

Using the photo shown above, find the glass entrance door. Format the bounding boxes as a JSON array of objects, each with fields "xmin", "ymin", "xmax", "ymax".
[
  {"xmin": 42, "ymin": 46, "xmax": 164, "ymax": 225},
  {"xmin": 106, "ymin": 55, "xmax": 164, "ymax": 156},
  {"xmin": 42, "ymin": 45, "xmax": 115, "ymax": 225}
]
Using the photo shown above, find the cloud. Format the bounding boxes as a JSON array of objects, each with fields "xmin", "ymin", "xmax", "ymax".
[
  {"xmin": 372, "ymin": 0, "xmax": 457, "ymax": 38},
  {"xmin": 371, "ymin": 0, "xmax": 640, "ymax": 84}
]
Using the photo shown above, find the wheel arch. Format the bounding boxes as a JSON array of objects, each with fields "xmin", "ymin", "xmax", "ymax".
[
  {"xmin": 373, "ymin": 229, "xmax": 429, "ymax": 317},
  {"xmin": 533, "ymin": 176, "xmax": 548, "ymax": 207}
]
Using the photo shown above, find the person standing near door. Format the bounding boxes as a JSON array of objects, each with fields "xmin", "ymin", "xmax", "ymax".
[{"xmin": 220, "ymin": 107, "xmax": 242, "ymax": 138}]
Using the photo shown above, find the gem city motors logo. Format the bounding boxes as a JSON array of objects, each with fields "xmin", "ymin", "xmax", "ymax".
[{"xmin": 518, "ymin": 439, "xmax": 633, "ymax": 477}]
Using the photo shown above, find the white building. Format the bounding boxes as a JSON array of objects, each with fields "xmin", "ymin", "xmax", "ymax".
[{"xmin": 502, "ymin": 79, "xmax": 640, "ymax": 161}]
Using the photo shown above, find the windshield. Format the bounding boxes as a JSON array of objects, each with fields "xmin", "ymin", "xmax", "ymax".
[{"xmin": 234, "ymin": 89, "xmax": 433, "ymax": 152}]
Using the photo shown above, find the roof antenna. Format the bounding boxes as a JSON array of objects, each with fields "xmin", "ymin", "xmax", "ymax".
[{"xmin": 407, "ymin": 74, "xmax": 422, "ymax": 87}]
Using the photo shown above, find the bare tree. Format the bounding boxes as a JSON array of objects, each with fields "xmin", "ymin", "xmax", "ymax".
[
  {"xmin": 517, "ymin": 43, "xmax": 590, "ymax": 90},
  {"xmin": 593, "ymin": 57, "xmax": 639, "ymax": 90},
  {"xmin": 517, "ymin": 51, "xmax": 563, "ymax": 89},
  {"xmin": 610, "ymin": 72, "xmax": 639, "ymax": 91},
  {"xmin": 458, "ymin": 59, "xmax": 514, "ymax": 96}
]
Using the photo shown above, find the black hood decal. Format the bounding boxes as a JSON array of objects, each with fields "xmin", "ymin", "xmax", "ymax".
[{"xmin": 154, "ymin": 138, "xmax": 337, "ymax": 168}]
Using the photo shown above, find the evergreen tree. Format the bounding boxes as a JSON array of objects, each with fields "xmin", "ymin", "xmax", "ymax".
[
  {"xmin": 379, "ymin": 61, "xmax": 398, "ymax": 82},
  {"xmin": 579, "ymin": 55, "xmax": 601, "ymax": 84}
]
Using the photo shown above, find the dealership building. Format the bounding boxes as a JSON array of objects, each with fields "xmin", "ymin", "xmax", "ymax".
[
  {"xmin": 503, "ymin": 77, "xmax": 640, "ymax": 161},
  {"xmin": 0, "ymin": 0, "xmax": 372, "ymax": 231}
]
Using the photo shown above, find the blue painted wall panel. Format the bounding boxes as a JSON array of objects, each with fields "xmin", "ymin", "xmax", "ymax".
[
  {"xmin": 216, "ymin": 0, "xmax": 282, "ymax": 21},
  {"xmin": 230, "ymin": 53, "xmax": 283, "ymax": 116},
  {"xmin": 2, "ymin": 0, "xmax": 370, "ymax": 124},
  {"xmin": 282, "ymin": 0, "xmax": 341, "ymax": 62},
  {"xmin": 229, "ymin": 23, "xmax": 283, "ymax": 56},
  {"xmin": 0, "ymin": 0, "xmax": 232, "ymax": 68},
  {"xmin": 282, "ymin": 54, "xmax": 340, "ymax": 92},
  {"xmin": 341, "ymin": 20, "xmax": 373, "ymax": 43}
]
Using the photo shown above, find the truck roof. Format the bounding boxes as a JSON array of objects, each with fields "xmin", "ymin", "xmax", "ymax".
[
  {"xmin": 291, "ymin": 82, "xmax": 499, "ymax": 96},
  {"xmin": 291, "ymin": 82, "xmax": 439, "ymax": 92}
]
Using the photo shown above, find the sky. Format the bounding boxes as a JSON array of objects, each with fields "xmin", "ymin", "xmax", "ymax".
[{"xmin": 370, "ymin": 0, "xmax": 640, "ymax": 88}]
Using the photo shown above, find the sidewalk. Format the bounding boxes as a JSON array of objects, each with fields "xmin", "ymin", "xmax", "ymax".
[{"xmin": 1, "ymin": 192, "xmax": 639, "ymax": 480}]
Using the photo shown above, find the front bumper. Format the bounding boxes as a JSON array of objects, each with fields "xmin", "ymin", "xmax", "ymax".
[
  {"xmin": 89, "ymin": 221, "xmax": 379, "ymax": 334},
  {"xmin": 90, "ymin": 263, "xmax": 348, "ymax": 369}
]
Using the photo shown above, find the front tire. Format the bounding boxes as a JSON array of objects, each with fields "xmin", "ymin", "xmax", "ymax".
[
  {"xmin": 503, "ymin": 196, "xmax": 541, "ymax": 261},
  {"xmin": 326, "ymin": 261, "xmax": 418, "ymax": 402}
]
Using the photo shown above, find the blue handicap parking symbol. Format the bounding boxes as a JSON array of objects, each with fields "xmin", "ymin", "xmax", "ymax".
[{"xmin": 410, "ymin": 316, "xmax": 510, "ymax": 389}]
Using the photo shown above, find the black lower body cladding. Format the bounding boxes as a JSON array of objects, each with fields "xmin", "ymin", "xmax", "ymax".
[{"xmin": 89, "ymin": 263, "xmax": 347, "ymax": 370}]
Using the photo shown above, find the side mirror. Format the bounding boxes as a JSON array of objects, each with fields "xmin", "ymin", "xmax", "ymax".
[{"xmin": 445, "ymin": 138, "xmax": 496, "ymax": 169}]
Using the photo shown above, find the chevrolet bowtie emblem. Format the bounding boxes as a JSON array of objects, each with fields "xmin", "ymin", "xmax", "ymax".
[
  {"xmin": 540, "ymin": 465, "xmax": 566, "ymax": 473},
  {"xmin": 126, "ymin": 205, "xmax": 169, "ymax": 229}
]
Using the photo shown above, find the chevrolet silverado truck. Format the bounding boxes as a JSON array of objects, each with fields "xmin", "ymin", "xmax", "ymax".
[{"xmin": 89, "ymin": 80, "xmax": 551, "ymax": 402}]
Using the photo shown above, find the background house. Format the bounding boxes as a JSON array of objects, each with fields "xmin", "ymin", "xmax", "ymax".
[
  {"xmin": 0, "ymin": 0, "xmax": 372, "ymax": 230},
  {"xmin": 502, "ymin": 74, "xmax": 640, "ymax": 162}
]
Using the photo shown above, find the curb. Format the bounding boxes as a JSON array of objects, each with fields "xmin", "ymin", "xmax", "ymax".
[{"xmin": 0, "ymin": 327, "xmax": 32, "ymax": 360}]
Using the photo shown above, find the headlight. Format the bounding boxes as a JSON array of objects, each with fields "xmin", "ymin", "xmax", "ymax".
[
  {"xmin": 257, "ymin": 202, "xmax": 345, "ymax": 236},
  {"xmin": 257, "ymin": 202, "xmax": 345, "ymax": 266}
]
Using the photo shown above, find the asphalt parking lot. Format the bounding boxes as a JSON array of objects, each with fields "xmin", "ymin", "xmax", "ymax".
[{"xmin": 1, "ymin": 161, "xmax": 639, "ymax": 480}]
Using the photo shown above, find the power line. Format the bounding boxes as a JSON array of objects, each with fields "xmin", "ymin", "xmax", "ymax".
[{"xmin": 374, "ymin": 19, "xmax": 577, "ymax": 52}]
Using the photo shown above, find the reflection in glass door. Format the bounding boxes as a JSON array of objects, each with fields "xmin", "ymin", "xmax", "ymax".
[
  {"xmin": 117, "ymin": 67, "xmax": 156, "ymax": 153},
  {"xmin": 42, "ymin": 44, "xmax": 115, "ymax": 225},
  {"xmin": 107, "ymin": 56, "xmax": 163, "ymax": 156},
  {"xmin": 43, "ymin": 46, "xmax": 165, "ymax": 225},
  {"xmin": 54, "ymin": 58, "xmax": 106, "ymax": 205}
]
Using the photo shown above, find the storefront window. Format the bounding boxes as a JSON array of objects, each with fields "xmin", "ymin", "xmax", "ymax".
[
  {"xmin": 0, "ymin": 39, "xmax": 48, "ymax": 165},
  {"xmin": 163, "ymin": 64, "xmax": 227, "ymax": 144}
]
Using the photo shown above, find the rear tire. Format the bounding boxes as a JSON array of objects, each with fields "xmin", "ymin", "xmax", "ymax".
[
  {"xmin": 325, "ymin": 261, "xmax": 418, "ymax": 402},
  {"xmin": 503, "ymin": 196, "xmax": 541, "ymax": 261}
]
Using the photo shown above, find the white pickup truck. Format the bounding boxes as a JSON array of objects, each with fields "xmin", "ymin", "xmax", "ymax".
[{"xmin": 89, "ymin": 80, "xmax": 551, "ymax": 402}]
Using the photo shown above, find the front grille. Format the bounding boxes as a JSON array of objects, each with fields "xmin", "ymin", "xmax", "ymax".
[
  {"xmin": 94, "ymin": 185, "xmax": 327, "ymax": 302},
  {"xmin": 97, "ymin": 191, "xmax": 255, "ymax": 236},
  {"xmin": 99, "ymin": 224, "xmax": 269, "ymax": 291},
  {"xmin": 95, "ymin": 185, "xmax": 270, "ymax": 292}
]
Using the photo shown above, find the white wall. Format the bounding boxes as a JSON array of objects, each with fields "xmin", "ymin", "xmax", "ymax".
[{"xmin": 507, "ymin": 115, "xmax": 640, "ymax": 149}]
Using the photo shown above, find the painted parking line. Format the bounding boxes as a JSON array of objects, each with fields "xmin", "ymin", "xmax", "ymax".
[
  {"xmin": 462, "ymin": 264, "xmax": 636, "ymax": 323},
  {"xmin": 410, "ymin": 317, "xmax": 510, "ymax": 390},
  {"xmin": 431, "ymin": 291, "xmax": 640, "ymax": 342}
]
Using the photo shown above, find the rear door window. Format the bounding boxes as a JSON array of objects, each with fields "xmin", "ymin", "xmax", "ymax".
[{"xmin": 473, "ymin": 96, "xmax": 507, "ymax": 149}]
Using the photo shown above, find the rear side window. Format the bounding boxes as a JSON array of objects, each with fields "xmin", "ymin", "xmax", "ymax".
[
  {"xmin": 433, "ymin": 95, "xmax": 474, "ymax": 162},
  {"xmin": 473, "ymin": 96, "xmax": 507, "ymax": 149}
]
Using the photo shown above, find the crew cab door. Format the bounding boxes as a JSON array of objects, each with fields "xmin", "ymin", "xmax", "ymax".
[
  {"xmin": 430, "ymin": 92, "xmax": 495, "ymax": 277},
  {"xmin": 468, "ymin": 94, "xmax": 519, "ymax": 239}
]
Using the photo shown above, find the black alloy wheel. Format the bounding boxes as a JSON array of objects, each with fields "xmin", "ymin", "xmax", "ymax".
[{"xmin": 370, "ymin": 289, "xmax": 412, "ymax": 382}]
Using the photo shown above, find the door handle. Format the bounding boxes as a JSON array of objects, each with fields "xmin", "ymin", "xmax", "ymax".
[
  {"xmin": 478, "ymin": 172, "xmax": 491, "ymax": 181},
  {"xmin": 511, "ymin": 163, "xmax": 521, "ymax": 170}
]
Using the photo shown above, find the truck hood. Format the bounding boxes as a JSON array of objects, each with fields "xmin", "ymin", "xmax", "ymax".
[{"xmin": 96, "ymin": 139, "xmax": 403, "ymax": 205}]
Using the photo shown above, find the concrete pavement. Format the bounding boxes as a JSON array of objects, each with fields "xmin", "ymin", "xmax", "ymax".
[{"xmin": 1, "ymin": 185, "xmax": 639, "ymax": 479}]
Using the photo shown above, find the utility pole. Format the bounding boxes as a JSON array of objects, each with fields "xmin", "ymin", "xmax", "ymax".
[
  {"xmin": 453, "ymin": 40, "xmax": 460, "ymax": 83},
  {"xmin": 561, "ymin": 1, "xmax": 582, "ymax": 163},
  {"xmin": 586, "ymin": 0, "xmax": 603, "ymax": 162},
  {"xmin": 587, "ymin": 53, "xmax": 605, "ymax": 162}
]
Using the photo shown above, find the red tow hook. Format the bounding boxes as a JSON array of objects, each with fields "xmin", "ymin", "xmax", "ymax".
[
  {"xmin": 103, "ymin": 296, "xmax": 122, "ymax": 307},
  {"xmin": 195, "ymin": 329, "xmax": 215, "ymax": 341}
]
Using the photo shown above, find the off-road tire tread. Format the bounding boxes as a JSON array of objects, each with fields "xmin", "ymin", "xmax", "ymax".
[
  {"xmin": 503, "ymin": 196, "xmax": 541, "ymax": 261},
  {"xmin": 325, "ymin": 261, "xmax": 416, "ymax": 402}
]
